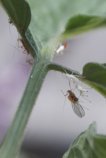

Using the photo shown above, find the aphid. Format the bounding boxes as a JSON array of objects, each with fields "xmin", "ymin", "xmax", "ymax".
[{"xmin": 67, "ymin": 90, "xmax": 85, "ymax": 118}]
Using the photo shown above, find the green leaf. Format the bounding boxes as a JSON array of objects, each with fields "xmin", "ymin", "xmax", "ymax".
[
  {"xmin": 63, "ymin": 15, "xmax": 106, "ymax": 38},
  {"xmin": 63, "ymin": 122, "xmax": 106, "ymax": 158},
  {"xmin": 1, "ymin": 0, "xmax": 37, "ymax": 57},
  {"xmin": 2, "ymin": 0, "xmax": 106, "ymax": 58},
  {"xmin": 82, "ymin": 63, "xmax": 106, "ymax": 96},
  {"xmin": 27, "ymin": 0, "xmax": 106, "ymax": 54},
  {"xmin": 1, "ymin": 0, "xmax": 31, "ymax": 35}
]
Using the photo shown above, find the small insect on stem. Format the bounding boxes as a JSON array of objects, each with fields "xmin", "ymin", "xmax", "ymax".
[{"xmin": 67, "ymin": 90, "xmax": 85, "ymax": 118}]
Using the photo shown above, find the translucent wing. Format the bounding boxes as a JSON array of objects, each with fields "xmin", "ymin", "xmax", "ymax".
[{"xmin": 71, "ymin": 102, "xmax": 85, "ymax": 118}]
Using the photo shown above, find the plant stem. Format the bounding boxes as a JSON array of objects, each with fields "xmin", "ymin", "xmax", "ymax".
[
  {"xmin": 48, "ymin": 62, "xmax": 81, "ymax": 76},
  {"xmin": 0, "ymin": 59, "xmax": 49, "ymax": 158},
  {"xmin": 0, "ymin": 58, "xmax": 81, "ymax": 158}
]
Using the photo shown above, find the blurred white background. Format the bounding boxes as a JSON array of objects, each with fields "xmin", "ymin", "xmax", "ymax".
[{"xmin": 0, "ymin": 6, "xmax": 106, "ymax": 158}]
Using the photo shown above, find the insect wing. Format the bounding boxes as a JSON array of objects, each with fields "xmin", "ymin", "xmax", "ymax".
[{"xmin": 72, "ymin": 102, "xmax": 85, "ymax": 118}]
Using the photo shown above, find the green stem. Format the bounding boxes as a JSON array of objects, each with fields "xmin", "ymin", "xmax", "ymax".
[
  {"xmin": 0, "ymin": 59, "xmax": 81, "ymax": 158},
  {"xmin": 0, "ymin": 59, "xmax": 49, "ymax": 158},
  {"xmin": 48, "ymin": 62, "xmax": 81, "ymax": 76}
]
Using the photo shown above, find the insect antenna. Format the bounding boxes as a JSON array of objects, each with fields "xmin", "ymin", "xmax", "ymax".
[
  {"xmin": 61, "ymin": 90, "xmax": 68, "ymax": 111},
  {"xmin": 62, "ymin": 68, "xmax": 73, "ymax": 90}
]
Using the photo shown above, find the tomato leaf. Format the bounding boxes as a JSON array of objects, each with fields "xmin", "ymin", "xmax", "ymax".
[
  {"xmin": 63, "ymin": 122, "xmax": 106, "ymax": 158},
  {"xmin": 82, "ymin": 63, "xmax": 106, "ymax": 96}
]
